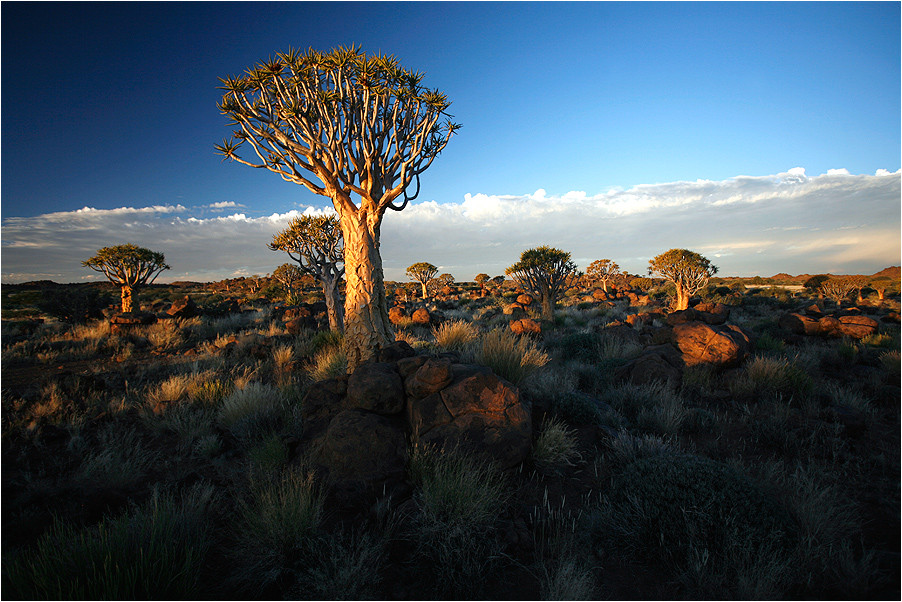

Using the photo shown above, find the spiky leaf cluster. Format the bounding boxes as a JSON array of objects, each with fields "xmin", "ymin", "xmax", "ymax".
[
  {"xmin": 819, "ymin": 275, "xmax": 868, "ymax": 303},
  {"xmin": 216, "ymin": 45, "xmax": 461, "ymax": 214},
  {"xmin": 406, "ymin": 262, "xmax": 438, "ymax": 286},
  {"xmin": 82, "ymin": 244, "xmax": 170, "ymax": 287},
  {"xmin": 647, "ymin": 249, "xmax": 717, "ymax": 296},
  {"xmin": 269, "ymin": 215, "xmax": 344, "ymax": 281},
  {"xmin": 505, "ymin": 246, "xmax": 577, "ymax": 301},
  {"xmin": 586, "ymin": 259, "xmax": 620, "ymax": 285}
]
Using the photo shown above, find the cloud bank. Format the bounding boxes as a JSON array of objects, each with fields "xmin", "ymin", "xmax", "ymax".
[{"xmin": 2, "ymin": 168, "xmax": 899, "ymax": 284}]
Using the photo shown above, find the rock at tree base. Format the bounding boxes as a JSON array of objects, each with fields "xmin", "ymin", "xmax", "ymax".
[{"xmin": 672, "ymin": 321, "xmax": 753, "ymax": 368}]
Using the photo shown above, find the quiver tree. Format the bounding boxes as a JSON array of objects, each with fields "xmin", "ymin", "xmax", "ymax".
[
  {"xmin": 506, "ymin": 246, "xmax": 577, "ymax": 320},
  {"xmin": 819, "ymin": 275, "xmax": 868, "ymax": 306},
  {"xmin": 648, "ymin": 249, "xmax": 717, "ymax": 311},
  {"xmin": 586, "ymin": 259, "xmax": 621, "ymax": 292},
  {"xmin": 270, "ymin": 215, "xmax": 345, "ymax": 332},
  {"xmin": 474, "ymin": 273, "xmax": 490, "ymax": 290},
  {"xmin": 271, "ymin": 262, "xmax": 304, "ymax": 301},
  {"xmin": 217, "ymin": 45, "xmax": 459, "ymax": 370},
  {"xmin": 82, "ymin": 244, "xmax": 170, "ymax": 313},
  {"xmin": 406, "ymin": 262, "xmax": 438, "ymax": 302}
]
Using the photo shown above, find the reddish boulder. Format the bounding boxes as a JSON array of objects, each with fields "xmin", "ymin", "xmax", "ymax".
[
  {"xmin": 837, "ymin": 315, "xmax": 879, "ymax": 339},
  {"xmin": 510, "ymin": 318, "xmax": 541, "ymax": 336},
  {"xmin": 346, "ymin": 362, "xmax": 405, "ymax": 415},
  {"xmin": 817, "ymin": 315, "xmax": 842, "ymax": 337},
  {"xmin": 779, "ymin": 312, "xmax": 822, "ymax": 336},
  {"xmin": 693, "ymin": 302, "xmax": 730, "ymax": 325},
  {"xmin": 389, "ymin": 305, "xmax": 408, "ymax": 325},
  {"xmin": 516, "ymin": 294, "xmax": 535, "ymax": 306},
  {"xmin": 285, "ymin": 315, "xmax": 316, "ymax": 334},
  {"xmin": 411, "ymin": 307, "xmax": 433, "ymax": 325},
  {"xmin": 592, "ymin": 289, "xmax": 611, "ymax": 301},
  {"xmin": 503, "ymin": 304, "xmax": 527, "ymax": 320},
  {"xmin": 405, "ymin": 357, "xmax": 454, "ymax": 400},
  {"xmin": 672, "ymin": 321, "xmax": 753, "ymax": 368},
  {"xmin": 409, "ymin": 368, "xmax": 531, "ymax": 469},
  {"xmin": 300, "ymin": 377, "xmax": 348, "ymax": 437}
]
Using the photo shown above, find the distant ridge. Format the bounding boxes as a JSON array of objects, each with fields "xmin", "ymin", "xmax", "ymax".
[
  {"xmin": 769, "ymin": 266, "xmax": 900, "ymax": 281},
  {"xmin": 870, "ymin": 266, "xmax": 900, "ymax": 279}
]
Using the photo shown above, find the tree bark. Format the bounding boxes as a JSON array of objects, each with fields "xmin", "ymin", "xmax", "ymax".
[
  {"xmin": 420, "ymin": 281, "xmax": 429, "ymax": 303},
  {"xmin": 540, "ymin": 283, "xmax": 554, "ymax": 321},
  {"xmin": 322, "ymin": 275, "xmax": 344, "ymax": 333},
  {"xmin": 121, "ymin": 285, "xmax": 135, "ymax": 313},
  {"xmin": 674, "ymin": 283, "xmax": 689, "ymax": 311},
  {"xmin": 340, "ymin": 210, "xmax": 393, "ymax": 370}
]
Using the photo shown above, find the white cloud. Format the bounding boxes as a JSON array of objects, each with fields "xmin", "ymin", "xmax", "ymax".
[{"xmin": 2, "ymin": 168, "xmax": 899, "ymax": 283}]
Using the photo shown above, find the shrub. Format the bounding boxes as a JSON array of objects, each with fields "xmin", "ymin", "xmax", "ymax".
[
  {"xmin": 307, "ymin": 345, "xmax": 347, "ymax": 381},
  {"xmin": 475, "ymin": 328, "xmax": 548, "ymax": 385},
  {"xmin": 231, "ymin": 468, "xmax": 324, "ymax": 589},
  {"xmin": 532, "ymin": 416, "xmax": 582, "ymax": 475},
  {"xmin": 729, "ymin": 355, "xmax": 812, "ymax": 403},
  {"xmin": 432, "ymin": 319, "xmax": 478, "ymax": 352},
  {"xmin": 594, "ymin": 454, "xmax": 796, "ymax": 595},
  {"xmin": 3, "ymin": 484, "xmax": 214, "ymax": 599},
  {"xmin": 218, "ymin": 382, "xmax": 285, "ymax": 444},
  {"xmin": 599, "ymin": 382, "xmax": 688, "ymax": 435},
  {"xmin": 408, "ymin": 444, "xmax": 509, "ymax": 595},
  {"xmin": 36, "ymin": 287, "xmax": 112, "ymax": 324}
]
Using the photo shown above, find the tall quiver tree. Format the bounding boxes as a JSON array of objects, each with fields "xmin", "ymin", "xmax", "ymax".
[
  {"xmin": 506, "ymin": 246, "xmax": 577, "ymax": 320},
  {"xmin": 648, "ymin": 248, "xmax": 717, "ymax": 311},
  {"xmin": 217, "ymin": 46, "xmax": 459, "ymax": 370},
  {"xmin": 270, "ymin": 215, "xmax": 345, "ymax": 332},
  {"xmin": 82, "ymin": 244, "xmax": 170, "ymax": 313}
]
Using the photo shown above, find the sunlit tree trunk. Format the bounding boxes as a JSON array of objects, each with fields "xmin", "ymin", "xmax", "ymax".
[
  {"xmin": 340, "ymin": 209, "xmax": 393, "ymax": 369},
  {"xmin": 539, "ymin": 283, "xmax": 554, "ymax": 321},
  {"xmin": 674, "ymin": 284, "xmax": 690, "ymax": 311},
  {"xmin": 322, "ymin": 275, "xmax": 344, "ymax": 333},
  {"xmin": 121, "ymin": 285, "xmax": 135, "ymax": 313}
]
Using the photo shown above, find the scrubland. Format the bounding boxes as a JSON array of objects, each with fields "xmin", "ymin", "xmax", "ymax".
[{"xmin": 1, "ymin": 279, "xmax": 899, "ymax": 600}]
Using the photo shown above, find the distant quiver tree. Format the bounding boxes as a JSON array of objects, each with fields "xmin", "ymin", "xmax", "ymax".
[
  {"xmin": 586, "ymin": 259, "xmax": 620, "ymax": 292},
  {"xmin": 648, "ymin": 249, "xmax": 717, "ymax": 311},
  {"xmin": 271, "ymin": 262, "xmax": 305, "ymax": 302},
  {"xmin": 82, "ymin": 244, "xmax": 170, "ymax": 314},
  {"xmin": 406, "ymin": 262, "xmax": 438, "ymax": 302},
  {"xmin": 217, "ymin": 45, "xmax": 460, "ymax": 370},
  {"xmin": 270, "ymin": 215, "xmax": 345, "ymax": 332},
  {"xmin": 506, "ymin": 246, "xmax": 577, "ymax": 320}
]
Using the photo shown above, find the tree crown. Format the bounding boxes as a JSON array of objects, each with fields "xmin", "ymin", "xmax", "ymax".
[
  {"xmin": 269, "ymin": 215, "xmax": 344, "ymax": 278},
  {"xmin": 216, "ymin": 45, "xmax": 461, "ymax": 215},
  {"xmin": 648, "ymin": 249, "xmax": 717, "ymax": 284},
  {"xmin": 505, "ymin": 246, "xmax": 577, "ymax": 294},
  {"xmin": 406, "ymin": 262, "xmax": 438, "ymax": 283},
  {"xmin": 82, "ymin": 244, "xmax": 170, "ymax": 287}
]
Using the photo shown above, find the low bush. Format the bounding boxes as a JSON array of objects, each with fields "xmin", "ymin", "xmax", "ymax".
[
  {"xmin": 475, "ymin": 328, "xmax": 548, "ymax": 385},
  {"xmin": 432, "ymin": 319, "xmax": 478, "ymax": 352},
  {"xmin": 532, "ymin": 416, "xmax": 581, "ymax": 474},
  {"xmin": 3, "ymin": 484, "xmax": 214, "ymax": 599}
]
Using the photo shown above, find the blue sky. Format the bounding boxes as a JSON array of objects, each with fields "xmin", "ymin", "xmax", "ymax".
[{"xmin": 2, "ymin": 2, "xmax": 899, "ymax": 283}]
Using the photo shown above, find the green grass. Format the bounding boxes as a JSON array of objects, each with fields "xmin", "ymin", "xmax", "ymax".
[{"xmin": 3, "ymin": 484, "xmax": 214, "ymax": 600}]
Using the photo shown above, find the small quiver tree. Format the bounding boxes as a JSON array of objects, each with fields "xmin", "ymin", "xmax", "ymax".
[
  {"xmin": 271, "ymin": 262, "xmax": 305, "ymax": 304},
  {"xmin": 406, "ymin": 262, "xmax": 438, "ymax": 303},
  {"xmin": 506, "ymin": 246, "xmax": 577, "ymax": 320},
  {"xmin": 586, "ymin": 259, "xmax": 621, "ymax": 292},
  {"xmin": 217, "ymin": 45, "xmax": 459, "ymax": 370},
  {"xmin": 648, "ymin": 249, "xmax": 717, "ymax": 311},
  {"xmin": 474, "ymin": 273, "xmax": 490, "ymax": 292},
  {"xmin": 270, "ymin": 215, "xmax": 345, "ymax": 332},
  {"xmin": 819, "ymin": 275, "xmax": 868, "ymax": 306},
  {"xmin": 82, "ymin": 244, "xmax": 170, "ymax": 314}
]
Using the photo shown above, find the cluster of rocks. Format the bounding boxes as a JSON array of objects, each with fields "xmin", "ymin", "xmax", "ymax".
[
  {"xmin": 298, "ymin": 341, "xmax": 532, "ymax": 510},
  {"xmin": 779, "ymin": 304, "xmax": 882, "ymax": 339},
  {"xmin": 579, "ymin": 286, "xmax": 654, "ymax": 307}
]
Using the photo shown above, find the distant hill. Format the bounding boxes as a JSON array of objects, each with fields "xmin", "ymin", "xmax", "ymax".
[{"xmin": 870, "ymin": 266, "xmax": 900, "ymax": 279}]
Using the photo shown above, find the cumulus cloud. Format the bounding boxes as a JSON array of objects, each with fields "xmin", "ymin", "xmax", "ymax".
[{"xmin": 1, "ymin": 169, "xmax": 899, "ymax": 283}]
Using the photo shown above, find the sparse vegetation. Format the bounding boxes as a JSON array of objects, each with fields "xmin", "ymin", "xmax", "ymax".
[{"xmin": 2, "ymin": 268, "xmax": 898, "ymax": 600}]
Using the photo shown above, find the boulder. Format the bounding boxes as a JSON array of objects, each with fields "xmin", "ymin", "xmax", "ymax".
[
  {"xmin": 310, "ymin": 409, "xmax": 408, "ymax": 509},
  {"xmin": 503, "ymin": 305, "xmax": 527, "ymax": 320},
  {"xmin": 300, "ymin": 377, "xmax": 348, "ymax": 436},
  {"xmin": 592, "ymin": 289, "xmax": 611, "ymax": 301},
  {"xmin": 516, "ymin": 294, "xmax": 535, "ymax": 306},
  {"xmin": 817, "ymin": 315, "xmax": 842, "ymax": 337},
  {"xmin": 377, "ymin": 340, "xmax": 417, "ymax": 363},
  {"xmin": 388, "ymin": 305, "xmax": 409, "ymax": 325},
  {"xmin": 346, "ymin": 362, "xmax": 405, "ymax": 415},
  {"xmin": 693, "ymin": 302, "xmax": 730, "ymax": 325},
  {"xmin": 409, "ymin": 368, "xmax": 531, "ymax": 469},
  {"xmin": 615, "ymin": 344, "xmax": 684, "ymax": 389},
  {"xmin": 672, "ymin": 321, "xmax": 753, "ymax": 368},
  {"xmin": 285, "ymin": 315, "xmax": 316, "ymax": 334},
  {"xmin": 405, "ymin": 357, "xmax": 454, "ymax": 400},
  {"xmin": 602, "ymin": 323, "xmax": 643, "ymax": 345},
  {"xmin": 110, "ymin": 311, "xmax": 156, "ymax": 334},
  {"xmin": 510, "ymin": 318, "xmax": 541, "ymax": 336},
  {"xmin": 779, "ymin": 312, "xmax": 822, "ymax": 336},
  {"xmin": 411, "ymin": 307, "xmax": 433, "ymax": 325},
  {"xmin": 837, "ymin": 315, "xmax": 879, "ymax": 339}
]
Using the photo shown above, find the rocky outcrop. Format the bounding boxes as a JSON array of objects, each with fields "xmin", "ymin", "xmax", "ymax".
[
  {"xmin": 510, "ymin": 318, "xmax": 541, "ymax": 336},
  {"xmin": 166, "ymin": 296, "xmax": 198, "ymax": 318},
  {"xmin": 615, "ymin": 344, "xmax": 684, "ymax": 389},
  {"xmin": 300, "ymin": 348, "xmax": 532, "ymax": 510},
  {"xmin": 780, "ymin": 311, "xmax": 879, "ymax": 339}
]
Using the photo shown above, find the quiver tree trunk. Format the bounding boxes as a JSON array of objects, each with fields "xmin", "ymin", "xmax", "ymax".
[
  {"xmin": 341, "ymin": 211, "xmax": 393, "ymax": 370},
  {"xmin": 322, "ymin": 276, "xmax": 344, "ymax": 333},
  {"xmin": 674, "ymin": 284, "xmax": 690, "ymax": 311},
  {"xmin": 121, "ymin": 285, "xmax": 136, "ymax": 313}
]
